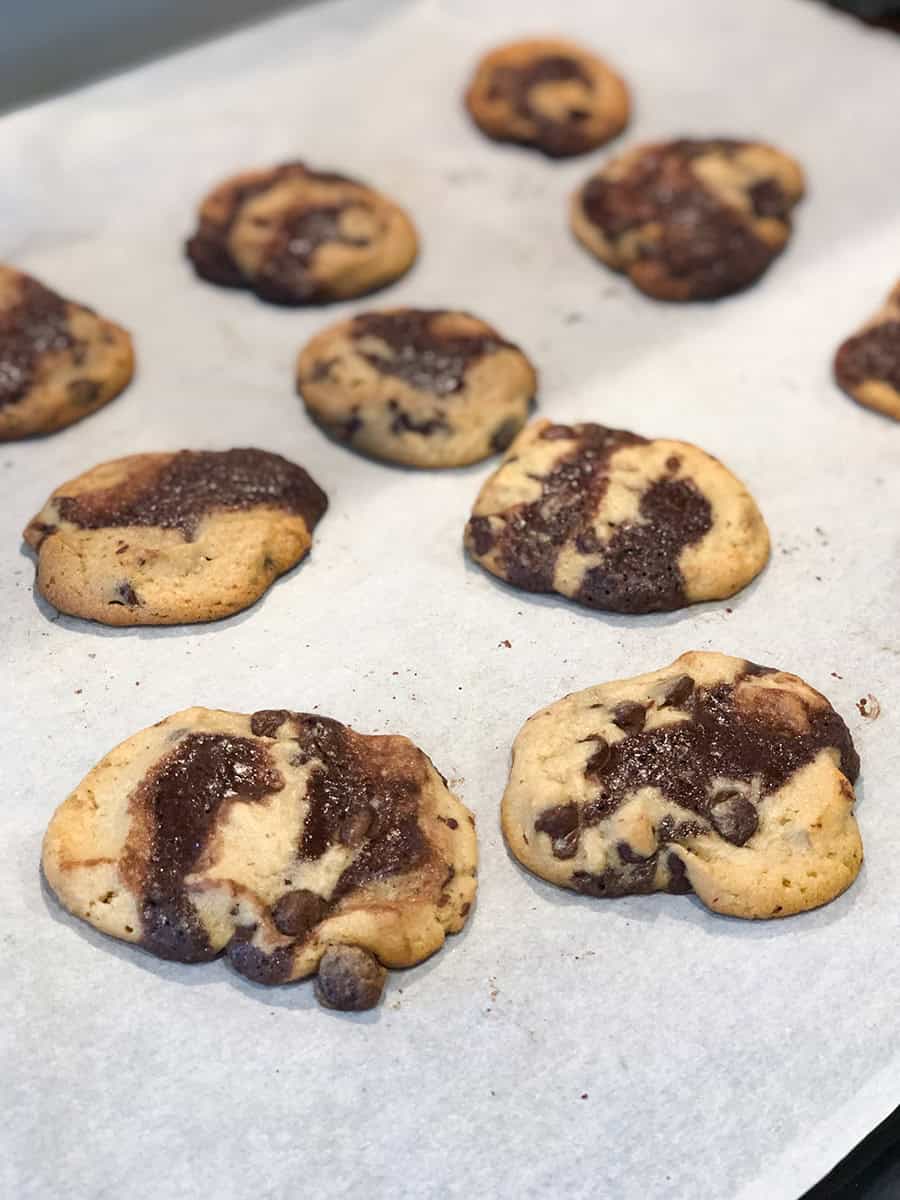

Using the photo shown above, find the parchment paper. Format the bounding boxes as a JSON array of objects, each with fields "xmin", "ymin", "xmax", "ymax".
[{"xmin": 2, "ymin": 2, "xmax": 899, "ymax": 1197}]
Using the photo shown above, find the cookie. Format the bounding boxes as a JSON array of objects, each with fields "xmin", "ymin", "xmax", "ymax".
[
  {"xmin": 834, "ymin": 280, "xmax": 900, "ymax": 420},
  {"xmin": 465, "ymin": 37, "xmax": 629, "ymax": 158},
  {"xmin": 0, "ymin": 266, "xmax": 134, "ymax": 440},
  {"xmin": 185, "ymin": 162, "xmax": 418, "ymax": 305},
  {"xmin": 24, "ymin": 448, "xmax": 327, "ymax": 625},
  {"xmin": 297, "ymin": 308, "xmax": 537, "ymax": 468},
  {"xmin": 571, "ymin": 139, "xmax": 805, "ymax": 300},
  {"xmin": 503, "ymin": 652, "xmax": 862, "ymax": 919},
  {"xmin": 42, "ymin": 707, "xmax": 477, "ymax": 1010},
  {"xmin": 464, "ymin": 419, "xmax": 769, "ymax": 614}
]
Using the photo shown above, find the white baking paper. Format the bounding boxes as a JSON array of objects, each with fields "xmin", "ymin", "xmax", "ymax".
[{"xmin": 2, "ymin": 1, "xmax": 899, "ymax": 1197}]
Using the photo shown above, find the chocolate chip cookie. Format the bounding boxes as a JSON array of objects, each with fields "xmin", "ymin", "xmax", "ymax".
[
  {"xmin": 465, "ymin": 37, "xmax": 629, "ymax": 158},
  {"xmin": 24, "ymin": 449, "xmax": 327, "ymax": 625},
  {"xmin": 0, "ymin": 266, "xmax": 134, "ymax": 440},
  {"xmin": 503, "ymin": 652, "xmax": 862, "ymax": 919},
  {"xmin": 571, "ymin": 139, "xmax": 805, "ymax": 300},
  {"xmin": 186, "ymin": 162, "xmax": 418, "ymax": 304},
  {"xmin": 834, "ymin": 280, "xmax": 900, "ymax": 420},
  {"xmin": 297, "ymin": 308, "xmax": 537, "ymax": 468},
  {"xmin": 464, "ymin": 420, "xmax": 769, "ymax": 614},
  {"xmin": 43, "ymin": 707, "xmax": 477, "ymax": 1010}
]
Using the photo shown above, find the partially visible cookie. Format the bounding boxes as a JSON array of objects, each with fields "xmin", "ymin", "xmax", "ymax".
[
  {"xmin": 571, "ymin": 139, "xmax": 805, "ymax": 300},
  {"xmin": 464, "ymin": 419, "xmax": 769, "ymax": 614},
  {"xmin": 465, "ymin": 37, "xmax": 629, "ymax": 158},
  {"xmin": 186, "ymin": 162, "xmax": 418, "ymax": 304},
  {"xmin": 503, "ymin": 652, "xmax": 862, "ymax": 919},
  {"xmin": 0, "ymin": 266, "xmax": 134, "ymax": 440},
  {"xmin": 834, "ymin": 281, "xmax": 900, "ymax": 420},
  {"xmin": 297, "ymin": 308, "xmax": 537, "ymax": 468},
  {"xmin": 24, "ymin": 448, "xmax": 327, "ymax": 625},
  {"xmin": 43, "ymin": 707, "xmax": 477, "ymax": 1010}
]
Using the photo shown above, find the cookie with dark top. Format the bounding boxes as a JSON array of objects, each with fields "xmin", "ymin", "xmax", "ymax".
[
  {"xmin": 0, "ymin": 266, "xmax": 134, "ymax": 440},
  {"xmin": 465, "ymin": 37, "xmax": 629, "ymax": 158},
  {"xmin": 834, "ymin": 280, "xmax": 900, "ymax": 420},
  {"xmin": 42, "ymin": 707, "xmax": 477, "ymax": 1011},
  {"xmin": 570, "ymin": 139, "xmax": 805, "ymax": 300},
  {"xmin": 297, "ymin": 308, "xmax": 537, "ymax": 467},
  {"xmin": 503, "ymin": 652, "xmax": 862, "ymax": 919},
  {"xmin": 464, "ymin": 419, "xmax": 768, "ymax": 613},
  {"xmin": 186, "ymin": 162, "xmax": 418, "ymax": 305},
  {"xmin": 23, "ymin": 448, "xmax": 327, "ymax": 625}
]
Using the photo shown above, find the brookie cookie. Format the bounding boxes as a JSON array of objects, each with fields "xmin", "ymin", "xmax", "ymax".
[
  {"xmin": 297, "ymin": 308, "xmax": 537, "ymax": 467},
  {"xmin": 465, "ymin": 37, "xmax": 629, "ymax": 158},
  {"xmin": 43, "ymin": 708, "xmax": 477, "ymax": 1011},
  {"xmin": 0, "ymin": 266, "xmax": 134, "ymax": 440},
  {"xmin": 571, "ymin": 139, "xmax": 805, "ymax": 300},
  {"xmin": 834, "ymin": 280, "xmax": 900, "ymax": 420},
  {"xmin": 24, "ymin": 448, "xmax": 327, "ymax": 625},
  {"xmin": 503, "ymin": 652, "xmax": 862, "ymax": 919},
  {"xmin": 464, "ymin": 419, "xmax": 769, "ymax": 614},
  {"xmin": 186, "ymin": 162, "xmax": 418, "ymax": 304}
]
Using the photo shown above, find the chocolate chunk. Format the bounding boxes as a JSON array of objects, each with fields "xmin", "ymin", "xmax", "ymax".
[
  {"xmin": 617, "ymin": 840, "xmax": 649, "ymax": 864},
  {"xmin": 612, "ymin": 701, "xmax": 646, "ymax": 735},
  {"xmin": 114, "ymin": 582, "xmax": 140, "ymax": 607},
  {"xmin": 67, "ymin": 379, "xmax": 102, "ymax": 407},
  {"xmin": 666, "ymin": 853, "xmax": 692, "ymax": 894},
  {"xmin": 748, "ymin": 178, "xmax": 789, "ymax": 220},
  {"xmin": 352, "ymin": 310, "xmax": 512, "ymax": 396},
  {"xmin": 226, "ymin": 927, "xmax": 295, "ymax": 984},
  {"xmin": 835, "ymin": 321, "xmax": 900, "ymax": 392},
  {"xmin": 660, "ymin": 674, "xmax": 695, "ymax": 709},
  {"xmin": 250, "ymin": 709, "xmax": 294, "ymax": 738},
  {"xmin": 123, "ymin": 733, "xmax": 284, "ymax": 962},
  {"xmin": 271, "ymin": 889, "xmax": 330, "ymax": 938},
  {"xmin": 0, "ymin": 276, "xmax": 75, "ymax": 410},
  {"xmin": 486, "ymin": 55, "xmax": 595, "ymax": 158},
  {"xmin": 468, "ymin": 516, "xmax": 496, "ymax": 556},
  {"xmin": 534, "ymin": 804, "xmax": 578, "ymax": 838},
  {"xmin": 315, "ymin": 944, "xmax": 386, "ymax": 1011},
  {"xmin": 387, "ymin": 400, "xmax": 450, "ymax": 437},
  {"xmin": 584, "ymin": 737, "xmax": 611, "ymax": 775},
  {"xmin": 56, "ymin": 449, "xmax": 328, "ymax": 542},
  {"xmin": 552, "ymin": 829, "xmax": 580, "ymax": 859},
  {"xmin": 709, "ymin": 791, "xmax": 758, "ymax": 846}
]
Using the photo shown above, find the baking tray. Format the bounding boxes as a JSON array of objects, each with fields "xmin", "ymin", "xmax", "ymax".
[{"xmin": 2, "ymin": 1, "xmax": 899, "ymax": 1197}]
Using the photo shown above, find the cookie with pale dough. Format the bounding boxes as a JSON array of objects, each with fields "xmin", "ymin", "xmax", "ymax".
[
  {"xmin": 465, "ymin": 37, "xmax": 629, "ymax": 158},
  {"xmin": 502, "ymin": 652, "xmax": 861, "ymax": 919},
  {"xmin": 834, "ymin": 280, "xmax": 900, "ymax": 420},
  {"xmin": 297, "ymin": 308, "xmax": 537, "ymax": 467},
  {"xmin": 42, "ymin": 707, "xmax": 477, "ymax": 1011},
  {"xmin": 0, "ymin": 265, "xmax": 134, "ymax": 440},
  {"xmin": 571, "ymin": 138, "xmax": 805, "ymax": 300},
  {"xmin": 464, "ymin": 419, "xmax": 769, "ymax": 614},
  {"xmin": 23, "ymin": 448, "xmax": 327, "ymax": 625},
  {"xmin": 186, "ymin": 162, "xmax": 418, "ymax": 304}
]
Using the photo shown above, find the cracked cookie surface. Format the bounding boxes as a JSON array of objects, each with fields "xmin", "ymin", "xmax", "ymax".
[
  {"xmin": 502, "ymin": 652, "xmax": 861, "ymax": 919},
  {"xmin": 464, "ymin": 419, "xmax": 769, "ymax": 614},
  {"xmin": 0, "ymin": 265, "xmax": 134, "ymax": 440},
  {"xmin": 465, "ymin": 37, "xmax": 629, "ymax": 158},
  {"xmin": 43, "ymin": 707, "xmax": 477, "ymax": 1010},
  {"xmin": 834, "ymin": 280, "xmax": 900, "ymax": 420},
  {"xmin": 24, "ymin": 448, "xmax": 327, "ymax": 625},
  {"xmin": 570, "ymin": 138, "xmax": 804, "ymax": 300},
  {"xmin": 297, "ymin": 308, "xmax": 537, "ymax": 467},
  {"xmin": 186, "ymin": 162, "xmax": 418, "ymax": 304}
]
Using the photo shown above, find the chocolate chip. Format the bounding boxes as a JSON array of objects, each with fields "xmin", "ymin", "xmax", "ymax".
[
  {"xmin": 67, "ymin": 378, "xmax": 102, "ymax": 407},
  {"xmin": 612, "ymin": 701, "xmax": 646, "ymax": 735},
  {"xmin": 552, "ymin": 829, "xmax": 579, "ymax": 859},
  {"xmin": 315, "ymin": 944, "xmax": 387, "ymax": 1011},
  {"xmin": 468, "ymin": 515, "xmax": 496, "ymax": 556},
  {"xmin": 617, "ymin": 840, "xmax": 649, "ymax": 864},
  {"xmin": 584, "ymin": 737, "xmax": 610, "ymax": 775},
  {"xmin": 535, "ymin": 804, "xmax": 579, "ymax": 839},
  {"xmin": 709, "ymin": 791, "xmax": 758, "ymax": 846},
  {"xmin": 114, "ymin": 582, "xmax": 140, "ymax": 606},
  {"xmin": 666, "ymin": 853, "xmax": 692, "ymax": 894},
  {"xmin": 665, "ymin": 455, "xmax": 681, "ymax": 472},
  {"xmin": 271, "ymin": 889, "xmax": 329, "ymax": 938},
  {"xmin": 660, "ymin": 674, "xmax": 694, "ymax": 709}
]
